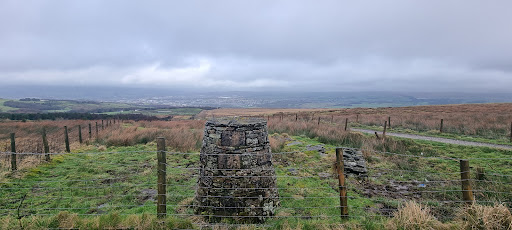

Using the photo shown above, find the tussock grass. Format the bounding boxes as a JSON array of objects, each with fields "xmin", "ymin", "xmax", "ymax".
[
  {"xmin": 268, "ymin": 118, "xmax": 413, "ymax": 153},
  {"xmin": 386, "ymin": 201, "xmax": 447, "ymax": 230},
  {"xmin": 0, "ymin": 212, "xmax": 193, "ymax": 230},
  {"xmin": 0, "ymin": 120, "xmax": 205, "ymax": 154},
  {"xmin": 201, "ymin": 103, "xmax": 512, "ymax": 141},
  {"xmin": 0, "ymin": 120, "xmax": 204, "ymax": 171},
  {"xmin": 456, "ymin": 203, "xmax": 512, "ymax": 230}
]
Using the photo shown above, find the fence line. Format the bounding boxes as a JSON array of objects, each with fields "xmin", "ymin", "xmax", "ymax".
[{"xmin": 1, "ymin": 140, "xmax": 512, "ymax": 228}]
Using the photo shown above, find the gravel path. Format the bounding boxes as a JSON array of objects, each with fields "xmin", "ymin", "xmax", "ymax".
[{"xmin": 351, "ymin": 128, "xmax": 512, "ymax": 150}]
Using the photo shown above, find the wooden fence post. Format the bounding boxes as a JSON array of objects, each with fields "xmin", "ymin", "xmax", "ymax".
[
  {"xmin": 157, "ymin": 137, "xmax": 167, "ymax": 218},
  {"xmin": 78, "ymin": 125, "xmax": 83, "ymax": 144},
  {"xmin": 64, "ymin": 126, "xmax": 70, "ymax": 153},
  {"xmin": 295, "ymin": 114, "xmax": 298, "ymax": 121},
  {"xmin": 331, "ymin": 115, "xmax": 334, "ymax": 123},
  {"xmin": 440, "ymin": 119, "xmax": 444, "ymax": 133},
  {"xmin": 356, "ymin": 114, "xmax": 359, "ymax": 123},
  {"xmin": 88, "ymin": 123, "xmax": 92, "ymax": 139},
  {"xmin": 335, "ymin": 148, "xmax": 348, "ymax": 219},
  {"xmin": 101, "ymin": 120, "xmax": 104, "ymax": 130},
  {"xmin": 383, "ymin": 121, "xmax": 388, "ymax": 138},
  {"xmin": 10, "ymin": 133, "xmax": 16, "ymax": 171},
  {"xmin": 95, "ymin": 122, "xmax": 99, "ymax": 137},
  {"xmin": 510, "ymin": 122, "xmax": 512, "ymax": 143},
  {"xmin": 460, "ymin": 160, "xmax": 474, "ymax": 205},
  {"xmin": 476, "ymin": 167, "xmax": 485, "ymax": 181},
  {"xmin": 318, "ymin": 117, "xmax": 320, "ymax": 125},
  {"xmin": 344, "ymin": 118, "xmax": 349, "ymax": 131},
  {"xmin": 388, "ymin": 116, "xmax": 391, "ymax": 129},
  {"xmin": 42, "ymin": 128, "xmax": 50, "ymax": 161}
]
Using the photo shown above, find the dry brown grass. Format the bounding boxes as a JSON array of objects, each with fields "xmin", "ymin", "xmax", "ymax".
[
  {"xmin": 202, "ymin": 103, "xmax": 512, "ymax": 140},
  {"xmin": 456, "ymin": 204, "xmax": 512, "ymax": 230},
  {"xmin": 268, "ymin": 118, "xmax": 412, "ymax": 153},
  {"xmin": 331, "ymin": 103, "xmax": 512, "ymax": 139},
  {"xmin": 0, "ymin": 212, "xmax": 193, "ymax": 230},
  {"xmin": 3, "ymin": 102, "xmax": 510, "ymax": 154},
  {"xmin": 386, "ymin": 201, "xmax": 447, "ymax": 230},
  {"xmin": 0, "ymin": 119, "xmax": 97, "ymax": 153},
  {"xmin": 269, "ymin": 133, "xmax": 289, "ymax": 152},
  {"xmin": 0, "ymin": 120, "xmax": 205, "ymax": 154},
  {"xmin": 101, "ymin": 120, "xmax": 204, "ymax": 152},
  {"xmin": 336, "ymin": 103, "xmax": 512, "ymax": 138},
  {"xmin": 197, "ymin": 108, "xmax": 336, "ymax": 118}
]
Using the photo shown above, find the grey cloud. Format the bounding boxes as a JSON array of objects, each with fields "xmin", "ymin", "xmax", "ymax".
[{"xmin": 0, "ymin": 0, "xmax": 511, "ymax": 92}]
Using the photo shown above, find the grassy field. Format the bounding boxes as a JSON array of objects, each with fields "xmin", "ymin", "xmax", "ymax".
[
  {"xmin": 0, "ymin": 99, "xmax": 17, "ymax": 112},
  {"xmin": 202, "ymin": 103, "xmax": 512, "ymax": 148},
  {"xmin": 0, "ymin": 120, "xmax": 205, "ymax": 154},
  {"xmin": 196, "ymin": 108, "xmax": 336, "ymax": 118},
  {"xmin": 1, "ymin": 116, "xmax": 512, "ymax": 229},
  {"xmin": 0, "ymin": 98, "xmax": 206, "ymax": 116},
  {"xmin": 100, "ymin": 108, "xmax": 203, "ymax": 116}
]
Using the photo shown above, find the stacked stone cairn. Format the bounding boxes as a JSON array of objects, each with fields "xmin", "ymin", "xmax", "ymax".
[{"xmin": 195, "ymin": 117, "xmax": 279, "ymax": 223}]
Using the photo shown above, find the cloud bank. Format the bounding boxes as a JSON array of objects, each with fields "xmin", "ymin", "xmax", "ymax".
[{"xmin": 1, "ymin": 0, "xmax": 511, "ymax": 92}]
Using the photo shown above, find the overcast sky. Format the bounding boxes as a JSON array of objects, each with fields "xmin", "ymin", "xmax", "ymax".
[{"xmin": 1, "ymin": 1, "xmax": 511, "ymax": 92}]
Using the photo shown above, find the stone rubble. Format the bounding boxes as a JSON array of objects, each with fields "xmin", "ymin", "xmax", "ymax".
[{"xmin": 342, "ymin": 148, "xmax": 368, "ymax": 177}]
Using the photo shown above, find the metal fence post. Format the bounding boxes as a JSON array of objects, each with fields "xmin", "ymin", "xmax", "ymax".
[
  {"xmin": 157, "ymin": 137, "xmax": 167, "ymax": 218},
  {"xmin": 336, "ymin": 148, "xmax": 348, "ymax": 219}
]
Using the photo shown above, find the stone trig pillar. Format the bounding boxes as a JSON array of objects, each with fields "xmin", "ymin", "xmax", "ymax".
[{"xmin": 195, "ymin": 117, "xmax": 279, "ymax": 222}]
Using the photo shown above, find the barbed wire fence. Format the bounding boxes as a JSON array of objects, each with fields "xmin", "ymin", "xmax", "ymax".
[{"xmin": 1, "ymin": 137, "xmax": 512, "ymax": 228}]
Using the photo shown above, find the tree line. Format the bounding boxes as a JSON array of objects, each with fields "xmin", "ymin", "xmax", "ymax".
[{"xmin": 0, "ymin": 112, "xmax": 171, "ymax": 121}]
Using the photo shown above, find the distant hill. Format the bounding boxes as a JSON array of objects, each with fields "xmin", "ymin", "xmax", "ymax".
[
  {"xmin": 0, "ymin": 98, "xmax": 211, "ymax": 116},
  {"xmin": 1, "ymin": 85, "xmax": 512, "ymax": 109}
]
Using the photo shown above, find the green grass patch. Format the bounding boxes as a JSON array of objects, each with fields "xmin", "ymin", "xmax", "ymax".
[
  {"xmin": 1, "ymin": 133, "xmax": 512, "ymax": 229},
  {"xmin": 0, "ymin": 99, "xmax": 17, "ymax": 112}
]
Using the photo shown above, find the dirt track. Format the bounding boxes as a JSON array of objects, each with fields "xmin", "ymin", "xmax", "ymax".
[{"xmin": 351, "ymin": 128, "xmax": 512, "ymax": 150}]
